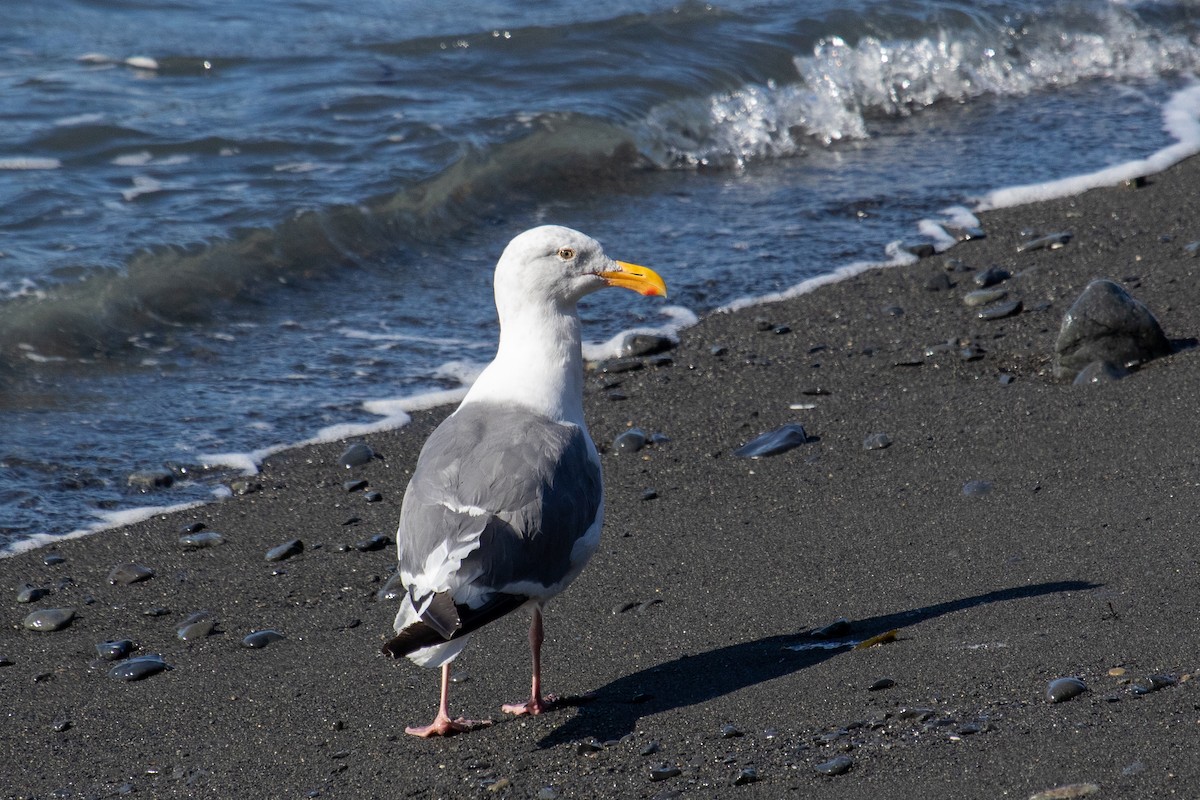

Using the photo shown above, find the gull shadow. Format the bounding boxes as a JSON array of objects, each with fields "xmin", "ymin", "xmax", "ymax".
[{"xmin": 539, "ymin": 580, "xmax": 1099, "ymax": 748}]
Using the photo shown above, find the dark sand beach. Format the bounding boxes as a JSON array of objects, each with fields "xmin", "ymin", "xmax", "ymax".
[{"xmin": 3, "ymin": 156, "xmax": 1200, "ymax": 799}]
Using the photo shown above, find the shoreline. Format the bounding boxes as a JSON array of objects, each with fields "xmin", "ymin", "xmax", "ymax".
[{"xmin": 3, "ymin": 154, "xmax": 1200, "ymax": 798}]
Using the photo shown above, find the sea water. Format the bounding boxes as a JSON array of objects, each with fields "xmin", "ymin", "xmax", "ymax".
[{"xmin": 1, "ymin": 0, "xmax": 1198, "ymax": 550}]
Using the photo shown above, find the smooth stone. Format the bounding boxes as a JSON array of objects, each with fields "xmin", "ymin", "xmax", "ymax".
[
  {"xmin": 108, "ymin": 563, "xmax": 154, "ymax": 585},
  {"xmin": 962, "ymin": 479, "xmax": 993, "ymax": 498},
  {"xmin": 363, "ymin": 491, "xmax": 383, "ymax": 503},
  {"xmin": 51, "ymin": 717, "xmax": 72, "ymax": 733},
  {"xmin": 1053, "ymin": 279, "xmax": 1171, "ymax": 379},
  {"xmin": 343, "ymin": 479, "xmax": 368, "ymax": 493},
  {"xmin": 339, "ymin": 443, "xmax": 375, "ymax": 469},
  {"xmin": 179, "ymin": 531, "xmax": 225, "ymax": 549},
  {"xmin": 575, "ymin": 738, "xmax": 604, "ymax": 755},
  {"xmin": 23, "ymin": 608, "xmax": 75, "ymax": 632},
  {"xmin": 868, "ymin": 677, "xmax": 896, "ymax": 691},
  {"xmin": 265, "ymin": 539, "xmax": 303, "ymax": 562},
  {"xmin": 949, "ymin": 225, "xmax": 986, "ymax": 242},
  {"xmin": 620, "ymin": 333, "xmax": 674, "ymax": 358},
  {"xmin": 108, "ymin": 654, "xmax": 169, "ymax": 682},
  {"xmin": 733, "ymin": 767, "xmax": 759, "ymax": 786},
  {"xmin": 0, "ymin": 656, "xmax": 13, "ymax": 667},
  {"xmin": 814, "ymin": 755, "xmax": 853, "ymax": 776},
  {"xmin": 774, "ymin": 324, "xmax": 793, "ymax": 333},
  {"xmin": 998, "ymin": 373, "xmax": 1016, "ymax": 385},
  {"xmin": 1017, "ymin": 231, "xmax": 1073, "ymax": 253},
  {"xmin": 1130, "ymin": 674, "xmax": 1176, "ymax": 695},
  {"xmin": 177, "ymin": 619, "xmax": 216, "ymax": 641},
  {"xmin": 924, "ymin": 272, "xmax": 952, "ymax": 291},
  {"xmin": 641, "ymin": 489, "xmax": 658, "ymax": 501},
  {"xmin": 904, "ymin": 242, "xmax": 936, "ymax": 258},
  {"xmin": 1184, "ymin": 241, "xmax": 1200, "ymax": 258},
  {"xmin": 243, "ymin": 629, "xmax": 286, "ymax": 648},
  {"xmin": 959, "ymin": 345, "xmax": 985, "ymax": 361},
  {"xmin": 973, "ymin": 266, "xmax": 1011, "ymax": 288},
  {"xmin": 977, "ymin": 299, "xmax": 1022, "ymax": 320},
  {"xmin": 354, "ymin": 533, "xmax": 390, "ymax": 552},
  {"xmin": 733, "ymin": 424, "xmax": 808, "ymax": 458},
  {"xmin": 639, "ymin": 740, "xmax": 661, "ymax": 756},
  {"xmin": 599, "ymin": 357, "xmax": 644, "ymax": 374},
  {"xmin": 613, "ymin": 428, "xmax": 648, "ymax": 454},
  {"xmin": 96, "ymin": 640, "xmax": 134, "ymax": 661},
  {"xmin": 1046, "ymin": 676, "xmax": 1087, "ymax": 703},
  {"xmin": 720, "ymin": 724, "xmax": 743, "ymax": 739},
  {"xmin": 127, "ymin": 470, "xmax": 174, "ymax": 490},
  {"xmin": 143, "ymin": 607, "xmax": 170, "ymax": 617},
  {"xmin": 811, "ymin": 617, "xmax": 852, "ymax": 638},
  {"xmin": 649, "ymin": 765, "xmax": 682, "ymax": 782},
  {"xmin": 537, "ymin": 788, "xmax": 561, "ymax": 800},
  {"xmin": 1073, "ymin": 360, "xmax": 1130, "ymax": 384},
  {"xmin": 963, "ymin": 288, "xmax": 1007, "ymax": 307},
  {"xmin": 181, "ymin": 522, "xmax": 206, "ymax": 533},
  {"xmin": 229, "ymin": 479, "xmax": 262, "ymax": 495},
  {"xmin": 42, "ymin": 554, "xmax": 66, "ymax": 566},
  {"xmin": 1028, "ymin": 784, "xmax": 1100, "ymax": 800},
  {"xmin": 863, "ymin": 432, "xmax": 892, "ymax": 451},
  {"xmin": 16, "ymin": 585, "xmax": 49, "ymax": 604}
]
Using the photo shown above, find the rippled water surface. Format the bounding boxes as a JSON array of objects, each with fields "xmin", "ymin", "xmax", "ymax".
[{"xmin": 2, "ymin": 0, "xmax": 1198, "ymax": 548}]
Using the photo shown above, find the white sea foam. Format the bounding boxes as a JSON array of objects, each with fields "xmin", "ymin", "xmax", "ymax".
[
  {"xmin": 1, "ymin": 501, "xmax": 207, "ymax": 558},
  {"xmin": 0, "ymin": 157, "xmax": 61, "ymax": 170}
]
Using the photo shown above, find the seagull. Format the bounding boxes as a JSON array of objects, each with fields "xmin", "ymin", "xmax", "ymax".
[{"xmin": 382, "ymin": 225, "xmax": 666, "ymax": 737}]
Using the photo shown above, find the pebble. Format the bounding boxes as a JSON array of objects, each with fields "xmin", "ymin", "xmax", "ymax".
[
  {"xmin": 181, "ymin": 522, "xmax": 206, "ymax": 533},
  {"xmin": 0, "ymin": 656, "xmax": 13, "ymax": 667},
  {"xmin": 641, "ymin": 488, "xmax": 658, "ymax": 501},
  {"xmin": 649, "ymin": 765, "xmax": 682, "ymax": 782},
  {"xmin": 973, "ymin": 266, "xmax": 1011, "ymax": 288},
  {"xmin": 1130, "ymin": 674, "xmax": 1176, "ymax": 695},
  {"xmin": 179, "ymin": 531, "xmax": 225, "ymax": 549},
  {"xmin": 43, "ymin": 553, "xmax": 66, "ymax": 566},
  {"xmin": 862, "ymin": 432, "xmax": 892, "ymax": 451},
  {"xmin": 977, "ymin": 299, "xmax": 1022, "ymax": 321},
  {"xmin": 733, "ymin": 767, "xmax": 759, "ymax": 786},
  {"xmin": 640, "ymin": 740, "xmax": 661, "ymax": 756},
  {"xmin": 959, "ymin": 345, "xmax": 985, "ymax": 361},
  {"xmin": 108, "ymin": 563, "xmax": 155, "ymax": 585},
  {"xmin": 613, "ymin": 428, "xmax": 648, "ymax": 454},
  {"xmin": 343, "ymin": 479, "xmax": 368, "ymax": 493},
  {"xmin": 963, "ymin": 288, "xmax": 1007, "ymax": 307},
  {"xmin": 1046, "ymin": 676, "xmax": 1087, "ymax": 703},
  {"xmin": 266, "ymin": 539, "xmax": 304, "ymax": 561},
  {"xmin": 354, "ymin": 533, "xmax": 390, "ymax": 552},
  {"xmin": 720, "ymin": 723, "xmax": 743, "ymax": 738},
  {"xmin": 96, "ymin": 640, "xmax": 134, "ymax": 661},
  {"xmin": 229, "ymin": 479, "xmax": 262, "ymax": 496},
  {"xmin": 108, "ymin": 654, "xmax": 170, "ymax": 682},
  {"xmin": 998, "ymin": 373, "xmax": 1016, "ymax": 385},
  {"xmin": 177, "ymin": 619, "xmax": 216, "ymax": 641},
  {"xmin": 243, "ymin": 629, "xmax": 286, "ymax": 648},
  {"xmin": 127, "ymin": 470, "xmax": 175, "ymax": 490},
  {"xmin": 537, "ymin": 787, "xmax": 561, "ymax": 800},
  {"xmin": 733, "ymin": 424, "xmax": 808, "ymax": 458},
  {"xmin": 814, "ymin": 755, "xmax": 853, "ymax": 776},
  {"xmin": 23, "ymin": 608, "xmax": 75, "ymax": 632},
  {"xmin": 599, "ymin": 357, "xmax": 643, "ymax": 374},
  {"xmin": 16, "ymin": 585, "xmax": 49, "ymax": 604},
  {"xmin": 868, "ymin": 677, "xmax": 896, "ymax": 691},
  {"xmin": 576, "ymin": 738, "xmax": 604, "ymax": 755},
  {"xmin": 924, "ymin": 272, "xmax": 953, "ymax": 291},
  {"xmin": 339, "ymin": 443, "xmax": 375, "ymax": 468},
  {"xmin": 1053, "ymin": 279, "xmax": 1170, "ymax": 379},
  {"xmin": 1184, "ymin": 240, "xmax": 1200, "ymax": 258},
  {"xmin": 621, "ymin": 332, "xmax": 675, "ymax": 357},
  {"xmin": 1028, "ymin": 783, "xmax": 1100, "ymax": 800},
  {"xmin": 1017, "ymin": 231, "xmax": 1072, "ymax": 253},
  {"xmin": 51, "ymin": 716, "xmax": 72, "ymax": 733},
  {"xmin": 363, "ymin": 491, "xmax": 383, "ymax": 503}
]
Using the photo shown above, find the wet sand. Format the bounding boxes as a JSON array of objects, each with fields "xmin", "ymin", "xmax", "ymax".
[{"xmin": 3, "ymin": 156, "xmax": 1200, "ymax": 799}]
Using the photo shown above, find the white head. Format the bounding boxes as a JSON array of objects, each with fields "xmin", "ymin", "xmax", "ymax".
[{"xmin": 493, "ymin": 225, "xmax": 665, "ymax": 315}]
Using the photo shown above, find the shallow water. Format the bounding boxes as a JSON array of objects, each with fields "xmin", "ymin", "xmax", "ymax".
[{"xmin": 2, "ymin": 0, "xmax": 1199, "ymax": 549}]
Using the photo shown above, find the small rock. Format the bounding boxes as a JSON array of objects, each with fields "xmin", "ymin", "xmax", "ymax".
[
  {"xmin": 343, "ymin": 479, "xmax": 368, "ymax": 493},
  {"xmin": 774, "ymin": 324, "xmax": 792, "ymax": 334},
  {"xmin": 229, "ymin": 479, "xmax": 262, "ymax": 496},
  {"xmin": 339, "ymin": 443, "xmax": 375, "ymax": 468},
  {"xmin": 959, "ymin": 345, "xmax": 985, "ymax": 361},
  {"xmin": 51, "ymin": 716, "xmax": 72, "ymax": 733},
  {"xmin": 754, "ymin": 317, "xmax": 773, "ymax": 331},
  {"xmin": 1028, "ymin": 783, "xmax": 1100, "ymax": 800},
  {"xmin": 733, "ymin": 767, "xmax": 759, "ymax": 786},
  {"xmin": 621, "ymin": 333, "xmax": 674, "ymax": 358},
  {"xmin": 639, "ymin": 740, "xmax": 661, "ymax": 756},
  {"xmin": 868, "ymin": 677, "xmax": 896, "ymax": 691},
  {"xmin": 599, "ymin": 357, "xmax": 643, "ymax": 374},
  {"xmin": 16, "ymin": 585, "xmax": 49, "ymax": 604},
  {"xmin": 649, "ymin": 764, "xmax": 682, "ymax": 782},
  {"xmin": 1053, "ymin": 279, "xmax": 1170, "ymax": 379},
  {"xmin": 962, "ymin": 479, "xmax": 993, "ymax": 498},
  {"xmin": 177, "ymin": 619, "xmax": 216, "ymax": 641},
  {"xmin": 1183, "ymin": 241, "xmax": 1200, "ymax": 258},
  {"xmin": 96, "ymin": 640, "xmax": 134, "ymax": 661},
  {"xmin": 181, "ymin": 522, "xmax": 206, "ymax": 534},
  {"xmin": 179, "ymin": 531, "xmax": 225, "ymax": 549},
  {"xmin": 1130, "ymin": 674, "xmax": 1176, "ymax": 695},
  {"xmin": 243, "ymin": 629, "xmax": 286, "ymax": 648},
  {"xmin": 108, "ymin": 654, "xmax": 170, "ymax": 682},
  {"xmin": 811, "ymin": 617, "xmax": 852, "ymax": 638},
  {"xmin": 641, "ymin": 489, "xmax": 658, "ymax": 501},
  {"xmin": 863, "ymin": 433, "xmax": 892, "ymax": 451},
  {"xmin": 720, "ymin": 723, "xmax": 743, "ymax": 738},
  {"xmin": 1046, "ymin": 676, "xmax": 1087, "ymax": 703},
  {"xmin": 127, "ymin": 470, "xmax": 174, "ymax": 490},
  {"xmin": 905, "ymin": 242, "xmax": 936, "ymax": 258},
  {"xmin": 23, "ymin": 608, "xmax": 75, "ymax": 632},
  {"xmin": 266, "ymin": 539, "xmax": 303, "ymax": 562},
  {"xmin": 108, "ymin": 563, "xmax": 154, "ymax": 585},
  {"xmin": 814, "ymin": 755, "xmax": 853, "ymax": 776},
  {"xmin": 973, "ymin": 266, "xmax": 1011, "ymax": 288},
  {"xmin": 613, "ymin": 428, "xmax": 648, "ymax": 454},
  {"xmin": 576, "ymin": 738, "xmax": 604, "ymax": 755},
  {"xmin": 1017, "ymin": 231, "xmax": 1072, "ymax": 253},
  {"xmin": 1073, "ymin": 360, "xmax": 1129, "ymax": 384},
  {"xmin": 963, "ymin": 288, "xmax": 1008, "ymax": 307},
  {"xmin": 363, "ymin": 491, "xmax": 383, "ymax": 503},
  {"xmin": 977, "ymin": 299, "xmax": 1022, "ymax": 321},
  {"xmin": 354, "ymin": 534, "xmax": 390, "ymax": 552},
  {"xmin": 998, "ymin": 373, "xmax": 1016, "ymax": 385},
  {"xmin": 733, "ymin": 424, "xmax": 808, "ymax": 458},
  {"xmin": 924, "ymin": 272, "xmax": 953, "ymax": 291},
  {"xmin": 43, "ymin": 554, "xmax": 66, "ymax": 566}
]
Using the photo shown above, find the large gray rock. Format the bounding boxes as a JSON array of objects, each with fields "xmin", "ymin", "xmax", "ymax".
[{"xmin": 1053, "ymin": 280, "xmax": 1171, "ymax": 380}]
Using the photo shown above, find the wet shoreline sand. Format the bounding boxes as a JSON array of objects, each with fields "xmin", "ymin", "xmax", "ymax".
[{"xmin": 4, "ymin": 156, "xmax": 1200, "ymax": 798}]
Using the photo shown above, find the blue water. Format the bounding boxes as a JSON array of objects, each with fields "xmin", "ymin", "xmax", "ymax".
[{"xmin": 2, "ymin": 0, "xmax": 1198, "ymax": 549}]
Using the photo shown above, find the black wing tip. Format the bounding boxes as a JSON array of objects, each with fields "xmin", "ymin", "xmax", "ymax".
[{"xmin": 381, "ymin": 624, "xmax": 442, "ymax": 659}]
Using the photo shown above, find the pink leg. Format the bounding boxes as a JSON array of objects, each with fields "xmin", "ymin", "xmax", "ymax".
[
  {"xmin": 502, "ymin": 607, "xmax": 559, "ymax": 716},
  {"xmin": 405, "ymin": 663, "xmax": 492, "ymax": 737}
]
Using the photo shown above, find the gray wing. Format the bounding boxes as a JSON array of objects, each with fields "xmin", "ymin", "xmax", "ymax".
[{"xmin": 397, "ymin": 402, "xmax": 602, "ymax": 598}]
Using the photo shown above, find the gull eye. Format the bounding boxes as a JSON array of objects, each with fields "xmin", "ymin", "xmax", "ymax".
[{"xmin": 557, "ymin": 247, "xmax": 575, "ymax": 261}]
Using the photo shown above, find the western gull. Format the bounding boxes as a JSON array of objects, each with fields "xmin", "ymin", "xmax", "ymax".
[{"xmin": 382, "ymin": 225, "xmax": 666, "ymax": 737}]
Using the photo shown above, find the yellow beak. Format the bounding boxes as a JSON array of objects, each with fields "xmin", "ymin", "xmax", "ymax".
[{"xmin": 598, "ymin": 261, "xmax": 667, "ymax": 297}]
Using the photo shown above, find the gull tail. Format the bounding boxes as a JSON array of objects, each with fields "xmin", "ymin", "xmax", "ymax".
[{"xmin": 382, "ymin": 592, "xmax": 529, "ymax": 659}]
